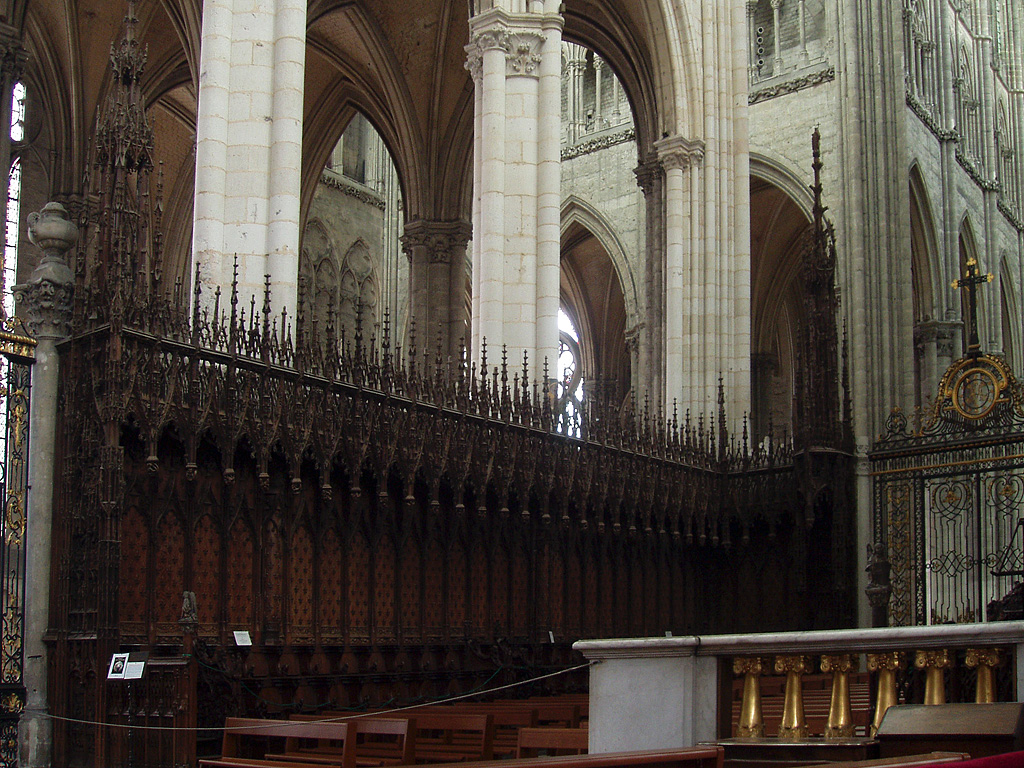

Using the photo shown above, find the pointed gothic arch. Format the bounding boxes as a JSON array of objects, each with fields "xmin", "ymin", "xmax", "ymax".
[
  {"xmin": 749, "ymin": 170, "xmax": 812, "ymax": 439},
  {"xmin": 1000, "ymin": 252, "xmax": 1019, "ymax": 368},
  {"xmin": 559, "ymin": 200, "xmax": 632, "ymax": 398},
  {"xmin": 957, "ymin": 216, "xmax": 983, "ymax": 355}
]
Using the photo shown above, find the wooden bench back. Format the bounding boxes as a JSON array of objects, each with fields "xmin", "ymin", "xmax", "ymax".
[
  {"xmin": 516, "ymin": 727, "xmax": 589, "ymax": 758},
  {"xmin": 221, "ymin": 717, "xmax": 353, "ymax": 765},
  {"xmin": 353, "ymin": 717, "xmax": 416, "ymax": 765},
  {"xmin": 413, "ymin": 712, "xmax": 495, "ymax": 761}
]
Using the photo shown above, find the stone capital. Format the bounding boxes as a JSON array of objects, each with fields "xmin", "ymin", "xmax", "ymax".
[
  {"xmin": 402, "ymin": 220, "xmax": 472, "ymax": 266},
  {"xmin": 0, "ymin": 30, "xmax": 26, "ymax": 84},
  {"xmin": 654, "ymin": 135, "xmax": 705, "ymax": 172},
  {"xmin": 506, "ymin": 32, "xmax": 544, "ymax": 77},
  {"xmin": 634, "ymin": 160, "xmax": 663, "ymax": 196},
  {"xmin": 12, "ymin": 203, "xmax": 78, "ymax": 341}
]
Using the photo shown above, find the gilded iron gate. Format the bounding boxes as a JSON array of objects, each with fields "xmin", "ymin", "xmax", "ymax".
[
  {"xmin": 0, "ymin": 317, "xmax": 35, "ymax": 766},
  {"xmin": 872, "ymin": 353, "xmax": 1024, "ymax": 626}
]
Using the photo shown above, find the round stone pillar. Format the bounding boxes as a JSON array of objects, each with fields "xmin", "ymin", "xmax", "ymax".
[{"xmin": 14, "ymin": 202, "xmax": 77, "ymax": 768}]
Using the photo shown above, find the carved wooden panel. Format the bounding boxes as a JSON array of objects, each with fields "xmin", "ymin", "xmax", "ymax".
[
  {"xmin": 565, "ymin": 544, "xmax": 581, "ymax": 637},
  {"xmin": 448, "ymin": 541, "xmax": 466, "ymax": 638},
  {"xmin": 550, "ymin": 545, "xmax": 564, "ymax": 633},
  {"xmin": 424, "ymin": 536, "xmax": 444, "ymax": 640},
  {"xmin": 288, "ymin": 525, "xmax": 314, "ymax": 644},
  {"xmin": 374, "ymin": 535, "xmax": 396, "ymax": 643},
  {"xmin": 491, "ymin": 543, "xmax": 508, "ymax": 635},
  {"xmin": 605, "ymin": 551, "xmax": 620, "ymax": 635},
  {"xmin": 400, "ymin": 535, "xmax": 421, "ymax": 642},
  {"xmin": 154, "ymin": 512, "xmax": 185, "ymax": 634},
  {"xmin": 470, "ymin": 545, "xmax": 487, "ymax": 635},
  {"xmin": 657, "ymin": 551, "xmax": 671, "ymax": 633},
  {"xmin": 227, "ymin": 518, "xmax": 254, "ymax": 627},
  {"xmin": 192, "ymin": 514, "xmax": 220, "ymax": 632},
  {"xmin": 348, "ymin": 530, "xmax": 370, "ymax": 643},
  {"xmin": 263, "ymin": 516, "xmax": 284, "ymax": 636},
  {"xmin": 512, "ymin": 546, "xmax": 529, "ymax": 636},
  {"xmin": 583, "ymin": 545, "xmax": 598, "ymax": 637},
  {"xmin": 320, "ymin": 528, "xmax": 344, "ymax": 643},
  {"xmin": 119, "ymin": 507, "xmax": 148, "ymax": 640}
]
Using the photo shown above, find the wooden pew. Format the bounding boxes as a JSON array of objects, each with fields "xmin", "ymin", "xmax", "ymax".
[
  {"xmin": 410, "ymin": 712, "xmax": 495, "ymax": 763},
  {"xmin": 278, "ymin": 717, "xmax": 416, "ymax": 766},
  {"xmin": 201, "ymin": 717, "xmax": 354, "ymax": 768},
  {"xmin": 516, "ymin": 728, "xmax": 589, "ymax": 758},
  {"xmin": 300, "ymin": 711, "xmax": 493, "ymax": 764},
  {"xmin": 377, "ymin": 746, "xmax": 723, "ymax": 768}
]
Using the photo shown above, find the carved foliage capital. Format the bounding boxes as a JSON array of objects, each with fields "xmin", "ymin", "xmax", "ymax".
[
  {"xmin": 654, "ymin": 135, "xmax": 705, "ymax": 173},
  {"xmin": 964, "ymin": 647, "xmax": 1002, "ymax": 669},
  {"xmin": 820, "ymin": 653, "xmax": 858, "ymax": 674},
  {"xmin": 402, "ymin": 221, "xmax": 473, "ymax": 265},
  {"xmin": 914, "ymin": 648, "xmax": 953, "ymax": 670},
  {"xmin": 465, "ymin": 29, "xmax": 510, "ymax": 81},
  {"xmin": 733, "ymin": 656, "xmax": 764, "ymax": 676},
  {"xmin": 867, "ymin": 651, "xmax": 905, "ymax": 673},
  {"xmin": 506, "ymin": 32, "xmax": 544, "ymax": 77},
  {"xmin": 774, "ymin": 655, "xmax": 811, "ymax": 675}
]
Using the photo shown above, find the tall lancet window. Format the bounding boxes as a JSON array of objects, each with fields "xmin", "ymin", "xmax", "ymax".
[
  {"xmin": 4, "ymin": 82, "xmax": 25, "ymax": 318},
  {"xmin": 557, "ymin": 308, "xmax": 584, "ymax": 436}
]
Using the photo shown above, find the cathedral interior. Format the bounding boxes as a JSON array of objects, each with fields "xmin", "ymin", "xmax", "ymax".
[{"xmin": 0, "ymin": 0, "xmax": 1022, "ymax": 766}]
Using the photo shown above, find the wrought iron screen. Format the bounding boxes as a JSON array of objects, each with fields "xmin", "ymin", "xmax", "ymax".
[
  {"xmin": 872, "ymin": 354, "xmax": 1024, "ymax": 626},
  {"xmin": 0, "ymin": 317, "xmax": 34, "ymax": 766}
]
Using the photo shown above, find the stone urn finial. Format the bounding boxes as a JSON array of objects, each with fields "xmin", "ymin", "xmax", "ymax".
[
  {"xmin": 12, "ymin": 202, "xmax": 78, "ymax": 339},
  {"xmin": 27, "ymin": 202, "xmax": 78, "ymax": 265}
]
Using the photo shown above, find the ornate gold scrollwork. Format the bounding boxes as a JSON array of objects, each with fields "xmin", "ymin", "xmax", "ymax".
[
  {"xmin": 914, "ymin": 648, "xmax": 953, "ymax": 705},
  {"xmin": 733, "ymin": 656, "xmax": 765, "ymax": 737},
  {"xmin": 867, "ymin": 651, "xmax": 904, "ymax": 736},
  {"xmin": 774, "ymin": 655, "xmax": 810, "ymax": 739},
  {"xmin": 931, "ymin": 355, "xmax": 1014, "ymax": 423},
  {"xmin": 965, "ymin": 647, "xmax": 1002, "ymax": 704},
  {"xmin": 0, "ymin": 691, "xmax": 22, "ymax": 714},
  {"xmin": 821, "ymin": 654, "xmax": 858, "ymax": 738}
]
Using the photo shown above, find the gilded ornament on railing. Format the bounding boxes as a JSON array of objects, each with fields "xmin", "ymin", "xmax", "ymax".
[
  {"xmin": 0, "ymin": 317, "xmax": 35, "ymax": 363},
  {"xmin": 820, "ymin": 654, "xmax": 858, "ymax": 738},
  {"xmin": 2, "ymin": 491, "xmax": 22, "ymax": 548},
  {"xmin": 867, "ymin": 651, "xmax": 904, "ymax": 736},
  {"xmin": 733, "ymin": 657, "xmax": 765, "ymax": 737},
  {"xmin": 1, "ymin": 602, "xmax": 22, "ymax": 683},
  {"xmin": 964, "ymin": 647, "xmax": 1002, "ymax": 703},
  {"xmin": 0, "ymin": 692, "xmax": 22, "ymax": 714},
  {"xmin": 774, "ymin": 655, "xmax": 810, "ymax": 739},
  {"xmin": 914, "ymin": 648, "xmax": 953, "ymax": 705}
]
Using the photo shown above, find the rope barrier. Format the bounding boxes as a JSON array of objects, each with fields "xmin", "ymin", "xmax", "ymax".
[{"xmin": 24, "ymin": 660, "xmax": 594, "ymax": 733}]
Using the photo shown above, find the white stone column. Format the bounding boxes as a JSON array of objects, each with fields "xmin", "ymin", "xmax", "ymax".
[
  {"xmin": 403, "ymin": 220, "xmax": 473, "ymax": 360},
  {"xmin": 655, "ymin": 136, "xmax": 704, "ymax": 416},
  {"xmin": 535, "ymin": 13, "xmax": 563, "ymax": 373},
  {"xmin": 636, "ymin": 161, "xmax": 665, "ymax": 405},
  {"xmin": 193, "ymin": 0, "xmax": 306, "ymax": 320},
  {"xmin": 14, "ymin": 203, "xmax": 78, "ymax": 768},
  {"xmin": 467, "ymin": 5, "xmax": 563, "ymax": 372}
]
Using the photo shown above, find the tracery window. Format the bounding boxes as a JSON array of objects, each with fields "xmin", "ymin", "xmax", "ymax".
[
  {"xmin": 4, "ymin": 82, "xmax": 25, "ymax": 318},
  {"xmin": 954, "ymin": 46, "xmax": 983, "ymax": 169},
  {"xmin": 996, "ymin": 104, "xmax": 1019, "ymax": 215},
  {"xmin": 904, "ymin": 0, "xmax": 938, "ymax": 112},
  {"xmin": 560, "ymin": 43, "xmax": 632, "ymax": 147},
  {"xmin": 747, "ymin": 0, "xmax": 828, "ymax": 85},
  {"xmin": 557, "ymin": 308, "xmax": 584, "ymax": 436}
]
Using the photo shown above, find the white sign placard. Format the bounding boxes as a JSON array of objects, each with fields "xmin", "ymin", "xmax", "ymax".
[
  {"xmin": 233, "ymin": 630, "xmax": 253, "ymax": 647},
  {"xmin": 108, "ymin": 653, "xmax": 128, "ymax": 680}
]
